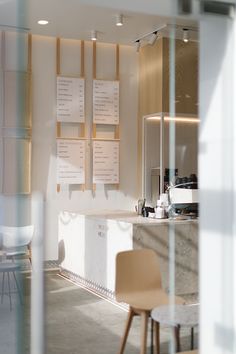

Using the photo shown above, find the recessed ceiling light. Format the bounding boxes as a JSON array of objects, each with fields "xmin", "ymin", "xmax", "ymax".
[
  {"xmin": 183, "ymin": 28, "xmax": 189, "ymax": 43},
  {"xmin": 116, "ymin": 14, "xmax": 123, "ymax": 27},
  {"xmin": 38, "ymin": 20, "xmax": 49, "ymax": 25},
  {"xmin": 91, "ymin": 30, "xmax": 97, "ymax": 41}
]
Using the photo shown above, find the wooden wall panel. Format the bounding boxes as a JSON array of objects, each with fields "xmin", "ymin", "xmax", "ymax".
[
  {"xmin": 139, "ymin": 38, "xmax": 163, "ymax": 117},
  {"xmin": 162, "ymin": 38, "xmax": 198, "ymax": 114},
  {"xmin": 138, "ymin": 38, "xmax": 163, "ymax": 189}
]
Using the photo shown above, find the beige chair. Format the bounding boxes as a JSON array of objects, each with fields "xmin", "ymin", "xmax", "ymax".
[
  {"xmin": 177, "ymin": 351, "xmax": 198, "ymax": 354},
  {"xmin": 115, "ymin": 248, "xmax": 184, "ymax": 354},
  {"xmin": 0, "ymin": 225, "xmax": 34, "ymax": 264}
]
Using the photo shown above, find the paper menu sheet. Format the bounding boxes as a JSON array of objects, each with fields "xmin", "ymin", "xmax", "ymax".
[
  {"xmin": 93, "ymin": 80, "xmax": 119, "ymax": 124},
  {"xmin": 93, "ymin": 140, "xmax": 119, "ymax": 184},
  {"xmin": 57, "ymin": 139, "xmax": 85, "ymax": 184},
  {"xmin": 57, "ymin": 76, "xmax": 85, "ymax": 123}
]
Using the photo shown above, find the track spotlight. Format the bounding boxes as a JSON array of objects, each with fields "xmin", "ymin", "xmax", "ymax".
[
  {"xmin": 183, "ymin": 28, "xmax": 189, "ymax": 43},
  {"xmin": 91, "ymin": 30, "xmax": 97, "ymax": 41},
  {"xmin": 135, "ymin": 40, "xmax": 140, "ymax": 52},
  {"xmin": 148, "ymin": 31, "xmax": 158, "ymax": 45},
  {"xmin": 116, "ymin": 14, "xmax": 123, "ymax": 27}
]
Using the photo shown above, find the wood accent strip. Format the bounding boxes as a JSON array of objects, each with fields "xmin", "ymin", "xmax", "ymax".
[
  {"xmin": 56, "ymin": 37, "xmax": 61, "ymax": 76},
  {"xmin": 115, "ymin": 44, "xmax": 120, "ymax": 80},
  {"xmin": 93, "ymin": 41, "xmax": 96, "ymax": 79},
  {"xmin": 115, "ymin": 125, "xmax": 120, "ymax": 139},
  {"xmin": 56, "ymin": 38, "xmax": 61, "ymax": 192},
  {"xmin": 1, "ymin": 31, "xmax": 5, "ymax": 70},
  {"xmin": 56, "ymin": 137, "xmax": 86, "ymax": 141},
  {"xmin": 80, "ymin": 123, "xmax": 85, "ymax": 138},
  {"xmin": 27, "ymin": 34, "xmax": 32, "ymax": 73},
  {"xmin": 92, "ymin": 123, "xmax": 96, "ymax": 139},
  {"xmin": 27, "ymin": 34, "xmax": 32, "ymax": 128},
  {"xmin": 56, "ymin": 122, "xmax": 61, "ymax": 138},
  {"xmin": 92, "ymin": 138, "xmax": 120, "ymax": 141},
  {"xmin": 80, "ymin": 40, "xmax": 85, "ymax": 77}
]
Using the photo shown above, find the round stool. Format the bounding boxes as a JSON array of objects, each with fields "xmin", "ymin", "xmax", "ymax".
[
  {"xmin": 0, "ymin": 262, "xmax": 22, "ymax": 310},
  {"xmin": 151, "ymin": 303, "xmax": 199, "ymax": 353}
]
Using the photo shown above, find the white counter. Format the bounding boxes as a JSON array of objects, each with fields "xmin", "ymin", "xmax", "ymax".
[{"xmin": 58, "ymin": 210, "xmax": 198, "ymax": 297}]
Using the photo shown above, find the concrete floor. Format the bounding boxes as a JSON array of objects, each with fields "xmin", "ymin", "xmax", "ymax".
[{"xmin": 0, "ymin": 272, "xmax": 198, "ymax": 354}]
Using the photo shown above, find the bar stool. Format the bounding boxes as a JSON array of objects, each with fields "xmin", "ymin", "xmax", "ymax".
[
  {"xmin": 0, "ymin": 262, "xmax": 22, "ymax": 310},
  {"xmin": 151, "ymin": 304, "xmax": 199, "ymax": 353}
]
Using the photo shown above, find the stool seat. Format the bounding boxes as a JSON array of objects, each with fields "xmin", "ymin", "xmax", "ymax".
[
  {"xmin": 151, "ymin": 304, "xmax": 199, "ymax": 353},
  {"xmin": 151, "ymin": 304, "xmax": 199, "ymax": 328}
]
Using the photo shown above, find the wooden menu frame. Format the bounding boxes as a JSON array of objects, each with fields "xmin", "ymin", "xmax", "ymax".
[
  {"xmin": 92, "ymin": 42, "xmax": 120, "ymax": 191},
  {"xmin": 56, "ymin": 38, "xmax": 86, "ymax": 192}
]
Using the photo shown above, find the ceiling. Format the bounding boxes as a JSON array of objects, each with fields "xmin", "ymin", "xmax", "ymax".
[{"xmin": 0, "ymin": 0, "xmax": 198, "ymax": 45}]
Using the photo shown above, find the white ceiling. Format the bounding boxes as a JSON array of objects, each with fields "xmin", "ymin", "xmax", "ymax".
[{"xmin": 0, "ymin": 0, "xmax": 198, "ymax": 45}]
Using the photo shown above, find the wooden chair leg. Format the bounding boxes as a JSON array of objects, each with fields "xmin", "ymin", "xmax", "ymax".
[
  {"xmin": 118, "ymin": 308, "xmax": 134, "ymax": 354},
  {"xmin": 154, "ymin": 321, "xmax": 160, "ymax": 354},
  {"xmin": 150, "ymin": 319, "xmax": 154, "ymax": 354},
  {"xmin": 140, "ymin": 311, "xmax": 149, "ymax": 354}
]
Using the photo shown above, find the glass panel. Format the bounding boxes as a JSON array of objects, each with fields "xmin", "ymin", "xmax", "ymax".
[{"xmin": 142, "ymin": 20, "xmax": 199, "ymax": 354}]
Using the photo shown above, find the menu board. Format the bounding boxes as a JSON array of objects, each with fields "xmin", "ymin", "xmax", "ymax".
[
  {"xmin": 57, "ymin": 76, "xmax": 85, "ymax": 123},
  {"xmin": 57, "ymin": 139, "xmax": 85, "ymax": 184},
  {"xmin": 93, "ymin": 141, "xmax": 119, "ymax": 184},
  {"xmin": 93, "ymin": 80, "xmax": 119, "ymax": 124}
]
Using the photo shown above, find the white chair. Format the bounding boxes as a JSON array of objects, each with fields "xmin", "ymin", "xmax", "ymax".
[{"xmin": 0, "ymin": 225, "xmax": 34, "ymax": 264}]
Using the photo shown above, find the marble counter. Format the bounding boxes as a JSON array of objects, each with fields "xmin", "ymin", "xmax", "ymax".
[{"xmin": 79, "ymin": 209, "xmax": 197, "ymax": 225}]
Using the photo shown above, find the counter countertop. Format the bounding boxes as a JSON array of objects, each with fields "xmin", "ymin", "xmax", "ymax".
[{"xmin": 75, "ymin": 210, "xmax": 198, "ymax": 225}]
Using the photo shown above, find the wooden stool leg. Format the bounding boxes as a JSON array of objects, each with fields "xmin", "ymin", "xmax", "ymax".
[
  {"xmin": 174, "ymin": 325, "xmax": 181, "ymax": 353},
  {"xmin": 191, "ymin": 327, "xmax": 194, "ymax": 349},
  {"xmin": 118, "ymin": 308, "xmax": 134, "ymax": 354},
  {"xmin": 140, "ymin": 311, "xmax": 149, "ymax": 354},
  {"xmin": 150, "ymin": 319, "xmax": 154, "ymax": 354},
  {"xmin": 154, "ymin": 321, "xmax": 160, "ymax": 354}
]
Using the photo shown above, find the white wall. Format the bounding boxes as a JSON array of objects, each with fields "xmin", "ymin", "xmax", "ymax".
[
  {"xmin": 31, "ymin": 36, "xmax": 138, "ymax": 259},
  {"xmin": 0, "ymin": 33, "xmax": 138, "ymax": 260}
]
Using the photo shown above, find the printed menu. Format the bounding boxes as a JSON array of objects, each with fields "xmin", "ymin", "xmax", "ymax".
[
  {"xmin": 93, "ymin": 140, "xmax": 119, "ymax": 184},
  {"xmin": 93, "ymin": 80, "xmax": 119, "ymax": 124},
  {"xmin": 57, "ymin": 76, "xmax": 85, "ymax": 123},
  {"xmin": 57, "ymin": 139, "xmax": 85, "ymax": 184}
]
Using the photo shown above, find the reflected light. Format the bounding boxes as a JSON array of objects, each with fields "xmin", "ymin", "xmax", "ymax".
[{"xmin": 146, "ymin": 116, "xmax": 200, "ymax": 123}]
